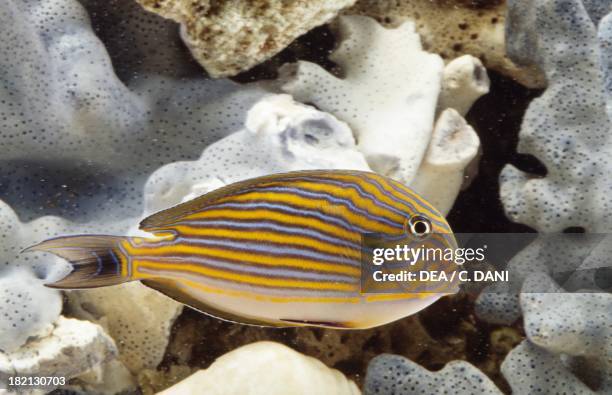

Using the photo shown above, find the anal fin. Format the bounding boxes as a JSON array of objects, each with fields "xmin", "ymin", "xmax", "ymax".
[{"xmin": 279, "ymin": 318, "xmax": 353, "ymax": 329}]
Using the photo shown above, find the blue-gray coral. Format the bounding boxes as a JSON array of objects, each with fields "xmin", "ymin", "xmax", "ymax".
[
  {"xmin": 501, "ymin": 0, "xmax": 612, "ymax": 233},
  {"xmin": 467, "ymin": 0, "xmax": 612, "ymax": 392},
  {"xmin": 364, "ymin": 354, "xmax": 502, "ymax": 395},
  {"xmin": 0, "ymin": 0, "xmax": 265, "ymax": 223}
]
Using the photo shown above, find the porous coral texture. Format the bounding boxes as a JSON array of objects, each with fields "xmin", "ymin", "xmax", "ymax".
[
  {"xmin": 0, "ymin": 0, "xmax": 267, "ymax": 223},
  {"xmin": 517, "ymin": 273, "xmax": 612, "ymax": 393},
  {"xmin": 502, "ymin": 340, "xmax": 599, "ymax": 394},
  {"xmin": 364, "ymin": 354, "xmax": 503, "ymax": 395},
  {"xmin": 500, "ymin": 0, "xmax": 612, "ymax": 233},
  {"xmin": 349, "ymin": 0, "xmax": 545, "ymax": 88},
  {"xmin": 135, "ymin": 0, "xmax": 356, "ymax": 77}
]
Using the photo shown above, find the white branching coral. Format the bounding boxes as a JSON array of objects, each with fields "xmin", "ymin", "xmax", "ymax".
[
  {"xmin": 145, "ymin": 93, "xmax": 480, "ymax": 217},
  {"xmin": 411, "ymin": 109, "xmax": 480, "ymax": 215},
  {"xmin": 437, "ymin": 55, "xmax": 491, "ymax": 117},
  {"xmin": 280, "ymin": 16, "xmax": 485, "ymax": 214},
  {"xmin": 282, "ymin": 15, "xmax": 445, "ymax": 185}
]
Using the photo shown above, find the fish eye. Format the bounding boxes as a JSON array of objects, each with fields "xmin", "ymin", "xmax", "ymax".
[{"xmin": 407, "ymin": 215, "xmax": 432, "ymax": 238}]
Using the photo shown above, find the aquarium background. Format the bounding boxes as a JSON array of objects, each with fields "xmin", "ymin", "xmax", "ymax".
[{"xmin": 1, "ymin": 0, "xmax": 610, "ymax": 394}]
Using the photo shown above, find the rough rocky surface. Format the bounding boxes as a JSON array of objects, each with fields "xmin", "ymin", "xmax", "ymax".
[
  {"xmin": 135, "ymin": 0, "xmax": 356, "ymax": 77},
  {"xmin": 0, "ymin": 317, "xmax": 117, "ymax": 391},
  {"xmin": 349, "ymin": 0, "xmax": 545, "ymax": 88}
]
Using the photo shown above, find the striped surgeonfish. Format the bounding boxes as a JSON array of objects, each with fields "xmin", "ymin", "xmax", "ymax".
[{"xmin": 26, "ymin": 170, "xmax": 459, "ymax": 329}]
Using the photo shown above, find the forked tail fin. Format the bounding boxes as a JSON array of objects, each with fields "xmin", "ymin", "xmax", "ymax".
[{"xmin": 24, "ymin": 235, "xmax": 131, "ymax": 289}]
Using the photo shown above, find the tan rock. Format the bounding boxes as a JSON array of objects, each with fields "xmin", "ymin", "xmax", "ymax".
[
  {"xmin": 135, "ymin": 0, "xmax": 356, "ymax": 77},
  {"xmin": 349, "ymin": 0, "xmax": 545, "ymax": 88}
]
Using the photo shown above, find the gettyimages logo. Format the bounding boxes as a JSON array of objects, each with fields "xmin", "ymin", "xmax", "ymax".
[{"xmin": 359, "ymin": 233, "xmax": 612, "ymax": 294}]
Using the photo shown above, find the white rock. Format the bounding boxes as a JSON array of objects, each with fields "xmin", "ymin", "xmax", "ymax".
[
  {"xmin": 437, "ymin": 55, "xmax": 490, "ymax": 116},
  {"xmin": 411, "ymin": 109, "xmax": 480, "ymax": 215},
  {"xmin": 0, "ymin": 317, "xmax": 116, "ymax": 390},
  {"xmin": 157, "ymin": 342, "xmax": 360, "ymax": 395},
  {"xmin": 69, "ymin": 359, "xmax": 136, "ymax": 395},
  {"xmin": 282, "ymin": 15, "xmax": 444, "ymax": 185}
]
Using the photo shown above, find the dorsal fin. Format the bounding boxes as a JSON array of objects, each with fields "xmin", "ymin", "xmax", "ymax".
[{"xmin": 139, "ymin": 170, "xmax": 361, "ymax": 231}]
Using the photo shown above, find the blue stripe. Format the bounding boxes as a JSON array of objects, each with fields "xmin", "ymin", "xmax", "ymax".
[
  {"xmin": 359, "ymin": 174, "xmax": 448, "ymax": 229},
  {"xmin": 136, "ymin": 255, "xmax": 358, "ymax": 283},
  {"xmin": 92, "ymin": 251, "xmax": 104, "ymax": 276},
  {"xmin": 294, "ymin": 176, "xmax": 412, "ymax": 219},
  {"xmin": 226, "ymin": 185, "xmax": 404, "ymax": 230},
  {"xmin": 202, "ymin": 201, "xmax": 368, "ymax": 233},
  {"xmin": 173, "ymin": 219, "xmax": 362, "ymax": 250},
  {"xmin": 173, "ymin": 236, "xmax": 360, "ymax": 267},
  {"xmin": 108, "ymin": 249, "xmax": 121, "ymax": 274}
]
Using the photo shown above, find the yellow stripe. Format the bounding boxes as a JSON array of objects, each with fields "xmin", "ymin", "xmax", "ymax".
[
  {"xmin": 171, "ymin": 225, "xmax": 361, "ymax": 259},
  {"xmin": 183, "ymin": 209, "xmax": 361, "ymax": 242},
  {"xmin": 122, "ymin": 241, "xmax": 361, "ymax": 277},
  {"xmin": 364, "ymin": 293, "xmax": 438, "ymax": 302},
  {"xmin": 291, "ymin": 179, "xmax": 407, "ymax": 221},
  {"xmin": 298, "ymin": 172, "xmax": 423, "ymax": 219},
  {"xmin": 364, "ymin": 173, "xmax": 442, "ymax": 218},
  {"xmin": 140, "ymin": 273, "xmax": 436, "ymax": 304},
  {"xmin": 119, "ymin": 248, "xmax": 129, "ymax": 277},
  {"xmin": 134, "ymin": 260, "xmax": 359, "ymax": 292},
  {"xmin": 145, "ymin": 275, "xmax": 363, "ymax": 303},
  {"xmin": 206, "ymin": 192, "xmax": 399, "ymax": 234}
]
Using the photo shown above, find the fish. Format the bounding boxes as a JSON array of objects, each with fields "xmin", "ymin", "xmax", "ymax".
[{"xmin": 25, "ymin": 170, "xmax": 459, "ymax": 329}]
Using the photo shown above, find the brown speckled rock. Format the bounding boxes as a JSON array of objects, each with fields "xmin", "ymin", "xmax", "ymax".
[
  {"xmin": 349, "ymin": 0, "xmax": 545, "ymax": 88},
  {"xmin": 135, "ymin": 0, "xmax": 356, "ymax": 77}
]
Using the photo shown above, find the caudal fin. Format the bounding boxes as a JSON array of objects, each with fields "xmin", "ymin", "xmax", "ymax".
[{"xmin": 25, "ymin": 235, "xmax": 131, "ymax": 289}]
